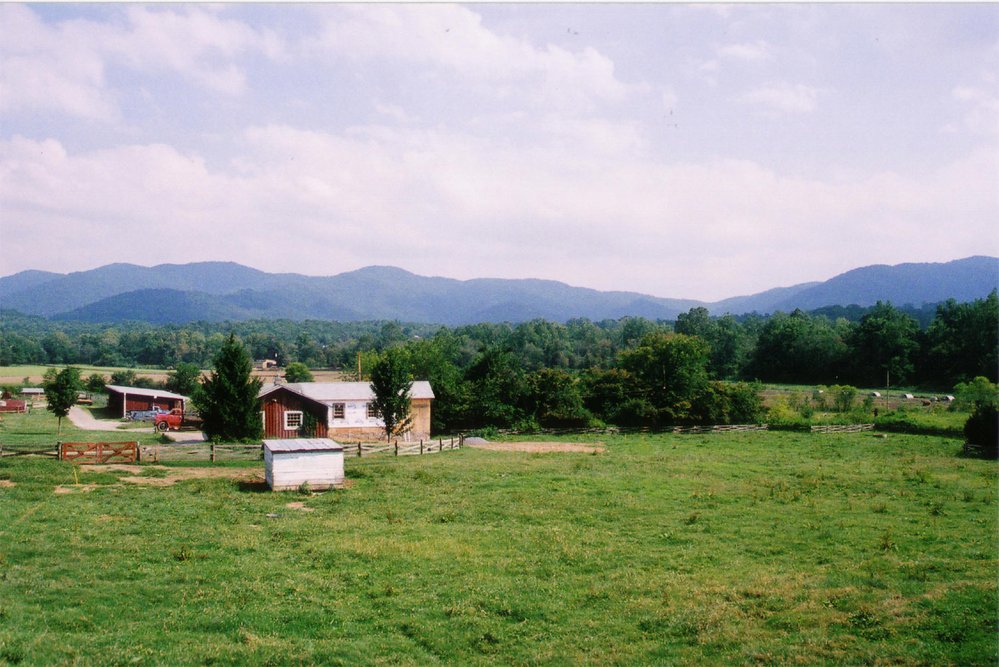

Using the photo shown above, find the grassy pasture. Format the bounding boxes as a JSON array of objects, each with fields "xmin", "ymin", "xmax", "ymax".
[{"xmin": 0, "ymin": 410, "xmax": 996, "ymax": 665}]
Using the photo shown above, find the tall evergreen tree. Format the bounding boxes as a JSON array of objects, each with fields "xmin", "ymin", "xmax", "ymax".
[
  {"xmin": 197, "ymin": 334, "xmax": 262, "ymax": 443},
  {"xmin": 44, "ymin": 366, "xmax": 82, "ymax": 435},
  {"xmin": 369, "ymin": 347, "xmax": 414, "ymax": 441}
]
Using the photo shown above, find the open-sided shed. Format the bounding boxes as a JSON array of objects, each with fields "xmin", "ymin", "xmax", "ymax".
[
  {"xmin": 263, "ymin": 438, "xmax": 345, "ymax": 491},
  {"xmin": 104, "ymin": 385, "xmax": 188, "ymax": 419}
]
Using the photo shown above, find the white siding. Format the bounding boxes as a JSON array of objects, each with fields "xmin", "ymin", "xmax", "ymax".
[
  {"xmin": 328, "ymin": 400, "xmax": 383, "ymax": 429},
  {"xmin": 265, "ymin": 449, "xmax": 344, "ymax": 491}
]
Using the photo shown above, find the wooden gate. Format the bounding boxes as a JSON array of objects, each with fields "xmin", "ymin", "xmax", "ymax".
[{"xmin": 60, "ymin": 441, "xmax": 139, "ymax": 464}]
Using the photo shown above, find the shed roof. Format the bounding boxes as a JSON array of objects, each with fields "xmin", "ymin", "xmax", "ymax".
[
  {"xmin": 259, "ymin": 381, "xmax": 434, "ymax": 403},
  {"xmin": 264, "ymin": 438, "xmax": 344, "ymax": 453},
  {"xmin": 105, "ymin": 385, "xmax": 189, "ymax": 401},
  {"xmin": 20, "ymin": 388, "xmax": 44, "ymax": 394}
]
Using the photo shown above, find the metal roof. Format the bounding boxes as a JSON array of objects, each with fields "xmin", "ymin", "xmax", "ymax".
[
  {"xmin": 104, "ymin": 385, "xmax": 189, "ymax": 401},
  {"xmin": 259, "ymin": 381, "xmax": 435, "ymax": 403},
  {"xmin": 264, "ymin": 438, "xmax": 344, "ymax": 453}
]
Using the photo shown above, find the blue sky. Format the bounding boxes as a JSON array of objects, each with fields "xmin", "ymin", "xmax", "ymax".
[{"xmin": 1, "ymin": 3, "xmax": 996, "ymax": 300}]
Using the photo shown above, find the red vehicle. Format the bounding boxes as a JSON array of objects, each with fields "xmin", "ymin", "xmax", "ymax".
[{"xmin": 154, "ymin": 408, "xmax": 202, "ymax": 432}]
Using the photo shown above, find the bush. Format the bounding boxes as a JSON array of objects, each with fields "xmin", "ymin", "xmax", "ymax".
[
  {"xmin": 697, "ymin": 382, "xmax": 765, "ymax": 425},
  {"xmin": 963, "ymin": 404, "xmax": 998, "ymax": 459},
  {"xmin": 831, "ymin": 385, "xmax": 858, "ymax": 412},
  {"xmin": 766, "ymin": 397, "xmax": 811, "ymax": 431}
]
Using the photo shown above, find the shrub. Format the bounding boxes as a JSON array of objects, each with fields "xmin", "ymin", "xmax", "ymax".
[
  {"xmin": 831, "ymin": 385, "xmax": 858, "ymax": 412},
  {"xmin": 696, "ymin": 382, "xmax": 765, "ymax": 425},
  {"xmin": 953, "ymin": 376, "xmax": 998, "ymax": 411},
  {"xmin": 963, "ymin": 403, "xmax": 998, "ymax": 459},
  {"xmin": 766, "ymin": 397, "xmax": 811, "ymax": 431}
]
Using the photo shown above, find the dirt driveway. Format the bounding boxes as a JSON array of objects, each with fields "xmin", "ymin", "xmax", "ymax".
[{"xmin": 68, "ymin": 406, "xmax": 152, "ymax": 433}]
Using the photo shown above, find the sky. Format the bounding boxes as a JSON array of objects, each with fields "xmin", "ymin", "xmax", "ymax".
[{"xmin": 1, "ymin": 3, "xmax": 997, "ymax": 301}]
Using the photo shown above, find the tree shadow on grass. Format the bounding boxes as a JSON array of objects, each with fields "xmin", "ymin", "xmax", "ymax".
[{"xmin": 237, "ymin": 479, "xmax": 270, "ymax": 493}]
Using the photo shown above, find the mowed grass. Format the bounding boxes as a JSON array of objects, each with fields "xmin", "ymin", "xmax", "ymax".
[{"xmin": 0, "ymin": 413, "xmax": 996, "ymax": 665}]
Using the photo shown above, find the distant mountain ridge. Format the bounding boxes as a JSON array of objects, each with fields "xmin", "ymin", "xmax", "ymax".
[{"xmin": 0, "ymin": 256, "xmax": 995, "ymax": 325}]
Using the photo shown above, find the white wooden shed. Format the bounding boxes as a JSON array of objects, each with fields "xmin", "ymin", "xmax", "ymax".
[{"xmin": 263, "ymin": 438, "xmax": 345, "ymax": 491}]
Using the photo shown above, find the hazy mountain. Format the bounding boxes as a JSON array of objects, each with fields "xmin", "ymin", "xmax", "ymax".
[{"xmin": 2, "ymin": 256, "xmax": 995, "ymax": 325}]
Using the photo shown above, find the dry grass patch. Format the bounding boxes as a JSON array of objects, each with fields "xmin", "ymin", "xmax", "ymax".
[{"xmin": 87, "ymin": 464, "xmax": 264, "ymax": 486}]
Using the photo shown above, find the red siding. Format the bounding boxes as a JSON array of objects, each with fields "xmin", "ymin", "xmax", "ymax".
[
  {"xmin": 261, "ymin": 387, "xmax": 328, "ymax": 439},
  {"xmin": 107, "ymin": 390, "xmax": 183, "ymax": 416}
]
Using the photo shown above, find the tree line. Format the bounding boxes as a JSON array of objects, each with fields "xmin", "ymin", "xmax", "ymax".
[
  {"xmin": 5, "ymin": 293, "xmax": 997, "ymax": 430},
  {"xmin": 4, "ymin": 294, "xmax": 994, "ymax": 385}
]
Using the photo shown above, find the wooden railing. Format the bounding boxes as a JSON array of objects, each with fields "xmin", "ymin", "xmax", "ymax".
[{"xmin": 60, "ymin": 441, "xmax": 139, "ymax": 464}]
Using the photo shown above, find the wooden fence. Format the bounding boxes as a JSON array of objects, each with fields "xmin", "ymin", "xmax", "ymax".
[
  {"xmin": 60, "ymin": 441, "xmax": 139, "ymax": 464},
  {"xmin": 138, "ymin": 435, "xmax": 464, "ymax": 463},
  {"xmin": 0, "ymin": 443, "xmax": 59, "ymax": 458},
  {"xmin": 668, "ymin": 424, "xmax": 770, "ymax": 435},
  {"xmin": 809, "ymin": 424, "xmax": 875, "ymax": 433}
]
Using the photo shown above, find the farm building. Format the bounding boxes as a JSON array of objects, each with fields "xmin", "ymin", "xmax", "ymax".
[
  {"xmin": 264, "ymin": 438, "xmax": 345, "ymax": 491},
  {"xmin": 104, "ymin": 385, "xmax": 189, "ymax": 419},
  {"xmin": 0, "ymin": 399, "xmax": 28, "ymax": 413},
  {"xmin": 19, "ymin": 388, "xmax": 44, "ymax": 400},
  {"xmin": 258, "ymin": 381, "xmax": 434, "ymax": 441}
]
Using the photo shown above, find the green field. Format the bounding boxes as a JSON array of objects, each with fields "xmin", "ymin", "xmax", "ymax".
[{"xmin": 0, "ymin": 410, "xmax": 996, "ymax": 665}]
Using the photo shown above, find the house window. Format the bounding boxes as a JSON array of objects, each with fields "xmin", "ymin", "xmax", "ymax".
[
  {"xmin": 366, "ymin": 403, "xmax": 380, "ymax": 418},
  {"xmin": 284, "ymin": 411, "xmax": 303, "ymax": 430},
  {"xmin": 332, "ymin": 403, "xmax": 345, "ymax": 419}
]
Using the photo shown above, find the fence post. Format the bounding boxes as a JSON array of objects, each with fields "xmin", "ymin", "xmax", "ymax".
[
  {"xmin": 56, "ymin": 441, "xmax": 62, "ymax": 460},
  {"xmin": 136, "ymin": 441, "xmax": 141, "ymax": 463},
  {"xmin": 210, "ymin": 444, "xmax": 215, "ymax": 463},
  {"xmin": 395, "ymin": 440, "xmax": 398, "ymax": 456},
  {"xmin": 439, "ymin": 439, "xmax": 443, "ymax": 453},
  {"xmin": 420, "ymin": 440, "xmax": 423, "ymax": 455}
]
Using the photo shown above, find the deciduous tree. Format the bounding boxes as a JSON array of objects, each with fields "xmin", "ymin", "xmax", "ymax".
[
  {"xmin": 369, "ymin": 347, "xmax": 414, "ymax": 441},
  {"xmin": 619, "ymin": 332, "xmax": 710, "ymax": 425},
  {"xmin": 44, "ymin": 366, "xmax": 82, "ymax": 435},
  {"xmin": 283, "ymin": 362, "xmax": 314, "ymax": 384}
]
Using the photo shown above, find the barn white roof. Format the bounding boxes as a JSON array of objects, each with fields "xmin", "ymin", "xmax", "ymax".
[
  {"xmin": 105, "ymin": 385, "xmax": 189, "ymax": 401},
  {"xmin": 264, "ymin": 438, "xmax": 343, "ymax": 453},
  {"xmin": 259, "ymin": 381, "xmax": 434, "ymax": 403}
]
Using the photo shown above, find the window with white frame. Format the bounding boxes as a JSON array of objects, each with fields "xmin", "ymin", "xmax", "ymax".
[
  {"xmin": 332, "ymin": 403, "xmax": 345, "ymax": 419},
  {"xmin": 366, "ymin": 403, "xmax": 380, "ymax": 418},
  {"xmin": 284, "ymin": 411, "xmax": 303, "ymax": 430}
]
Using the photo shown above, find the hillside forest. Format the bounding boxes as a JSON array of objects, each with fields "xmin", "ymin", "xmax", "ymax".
[{"xmin": 1, "ymin": 293, "xmax": 996, "ymax": 433}]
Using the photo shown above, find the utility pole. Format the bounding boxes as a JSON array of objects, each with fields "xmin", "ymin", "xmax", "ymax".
[{"xmin": 357, "ymin": 351, "xmax": 362, "ymax": 381}]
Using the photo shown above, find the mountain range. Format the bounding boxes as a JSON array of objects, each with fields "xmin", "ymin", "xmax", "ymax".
[{"xmin": 0, "ymin": 256, "xmax": 995, "ymax": 326}]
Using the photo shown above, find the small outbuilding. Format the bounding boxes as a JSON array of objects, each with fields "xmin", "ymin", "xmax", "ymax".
[
  {"xmin": 263, "ymin": 438, "xmax": 345, "ymax": 492},
  {"xmin": 104, "ymin": 385, "xmax": 188, "ymax": 419}
]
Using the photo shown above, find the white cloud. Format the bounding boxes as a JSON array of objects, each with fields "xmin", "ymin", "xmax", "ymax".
[
  {"xmin": 307, "ymin": 5, "xmax": 645, "ymax": 112},
  {"xmin": 739, "ymin": 83, "xmax": 821, "ymax": 114},
  {"xmin": 0, "ymin": 5, "xmax": 283, "ymax": 119},
  {"xmin": 951, "ymin": 83, "xmax": 999, "ymax": 137},
  {"xmin": 3, "ymin": 124, "xmax": 995, "ymax": 300},
  {"xmin": 717, "ymin": 40, "xmax": 771, "ymax": 62}
]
